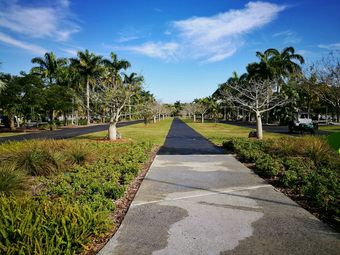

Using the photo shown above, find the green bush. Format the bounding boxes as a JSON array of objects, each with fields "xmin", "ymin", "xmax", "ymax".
[
  {"xmin": 65, "ymin": 142, "xmax": 96, "ymax": 165},
  {"xmin": 301, "ymin": 168, "xmax": 339, "ymax": 222},
  {"xmin": 281, "ymin": 157, "xmax": 314, "ymax": 188},
  {"xmin": 223, "ymin": 138, "xmax": 267, "ymax": 163},
  {"xmin": 0, "ymin": 140, "xmax": 68, "ymax": 176},
  {"xmin": 255, "ymin": 154, "xmax": 283, "ymax": 177},
  {"xmin": 0, "ymin": 163, "xmax": 27, "ymax": 195}
]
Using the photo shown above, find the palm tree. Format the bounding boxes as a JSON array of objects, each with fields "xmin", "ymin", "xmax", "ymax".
[
  {"xmin": 70, "ymin": 50, "xmax": 103, "ymax": 125},
  {"xmin": 31, "ymin": 52, "xmax": 67, "ymax": 85},
  {"xmin": 103, "ymin": 52, "xmax": 131, "ymax": 85}
]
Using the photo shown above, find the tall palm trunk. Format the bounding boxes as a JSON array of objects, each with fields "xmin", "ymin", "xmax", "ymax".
[{"xmin": 86, "ymin": 77, "xmax": 90, "ymax": 125}]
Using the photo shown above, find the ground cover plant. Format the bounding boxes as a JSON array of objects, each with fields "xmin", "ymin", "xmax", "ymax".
[
  {"xmin": 0, "ymin": 119, "xmax": 172, "ymax": 254},
  {"xmin": 223, "ymin": 136, "xmax": 340, "ymax": 230}
]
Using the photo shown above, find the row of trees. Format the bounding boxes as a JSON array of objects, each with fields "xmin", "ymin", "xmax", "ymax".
[
  {"xmin": 180, "ymin": 47, "xmax": 339, "ymax": 139},
  {"xmin": 0, "ymin": 51, "xmax": 171, "ymax": 140}
]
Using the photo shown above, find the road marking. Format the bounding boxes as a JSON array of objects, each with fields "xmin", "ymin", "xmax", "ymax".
[{"xmin": 131, "ymin": 184, "xmax": 272, "ymax": 207}]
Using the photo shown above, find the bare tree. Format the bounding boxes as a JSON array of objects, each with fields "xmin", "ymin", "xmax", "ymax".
[
  {"xmin": 194, "ymin": 97, "xmax": 213, "ymax": 123},
  {"xmin": 222, "ymin": 79, "xmax": 288, "ymax": 139},
  {"xmin": 92, "ymin": 73, "xmax": 143, "ymax": 140}
]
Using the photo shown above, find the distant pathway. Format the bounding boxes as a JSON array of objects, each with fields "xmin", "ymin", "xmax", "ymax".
[
  {"xmin": 99, "ymin": 118, "xmax": 340, "ymax": 255},
  {"xmin": 0, "ymin": 120, "xmax": 142, "ymax": 143}
]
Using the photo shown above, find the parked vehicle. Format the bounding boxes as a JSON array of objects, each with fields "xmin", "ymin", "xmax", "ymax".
[{"xmin": 288, "ymin": 112, "xmax": 318, "ymax": 134}]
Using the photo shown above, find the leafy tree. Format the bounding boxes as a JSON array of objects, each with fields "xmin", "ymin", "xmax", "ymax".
[{"xmin": 31, "ymin": 52, "xmax": 67, "ymax": 85}]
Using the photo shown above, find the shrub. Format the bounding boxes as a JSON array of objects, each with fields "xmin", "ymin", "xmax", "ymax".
[
  {"xmin": 301, "ymin": 168, "xmax": 339, "ymax": 222},
  {"xmin": 0, "ymin": 140, "xmax": 68, "ymax": 176},
  {"xmin": 65, "ymin": 142, "xmax": 96, "ymax": 165},
  {"xmin": 14, "ymin": 146, "xmax": 65, "ymax": 176},
  {"xmin": 0, "ymin": 163, "xmax": 27, "ymax": 195},
  {"xmin": 281, "ymin": 157, "xmax": 314, "ymax": 188},
  {"xmin": 255, "ymin": 154, "xmax": 283, "ymax": 177}
]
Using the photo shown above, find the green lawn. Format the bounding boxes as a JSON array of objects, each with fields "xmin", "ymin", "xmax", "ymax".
[
  {"xmin": 319, "ymin": 125, "xmax": 340, "ymax": 151},
  {"xmin": 0, "ymin": 132, "xmax": 26, "ymax": 137},
  {"xmin": 183, "ymin": 119, "xmax": 285, "ymax": 145},
  {"xmin": 77, "ymin": 118, "xmax": 173, "ymax": 145},
  {"xmin": 319, "ymin": 125, "xmax": 340, "ymax": 132}
]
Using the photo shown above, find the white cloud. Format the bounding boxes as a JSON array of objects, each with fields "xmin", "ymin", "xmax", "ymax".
[
  {"xmin": 0, "ymin": 0, "xmax": 79, "ymax": 41},
  {"xmin": 115, "ymin": 42, "xmax": 179, "ymax": 60},
  {"xmin": 273, "ymin": 30, "xmax": 301, "ymax": 44},
  {"xmin": 0, "ymin": 32, "xmax": 47, "ymax": 55},
  {"xmin": 318, "ymin": 43, "xmax": 340, "ymax": 50},
  {"xmin": 61, "ymin": 48, "xmax": 78, "ymax": 56},
  {"xmin": 115, "ymin": 35, "xmax": 139, "ymax": 43},
  {"xmin": 117, "ymin": 1, "xmax": 286, "ymax": 62}
]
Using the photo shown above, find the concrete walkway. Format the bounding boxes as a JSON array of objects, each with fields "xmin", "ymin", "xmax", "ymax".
[{"xmin": 99, "ymin": 119, "xmax": 340, "ymax": 255}]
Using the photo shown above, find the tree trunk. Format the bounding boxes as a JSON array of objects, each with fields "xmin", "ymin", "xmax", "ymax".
[
  {"xmin": 256, "ymin": 111, "xmax": 263, "ymax": 140},
  {"xmin": 9, "ymin": 116, "xmax": 15, "ymax": 131},
  {"xmin": 63, "ymin": 111, "xmax": 67, "ymax": 126},
  {"xmin": 75, "ymin": 110, "xmax": 79, "ymax": 125},
  {"xmin": 153, "ymin": 116, "xmax": 156, "ymax": 123},
  {"xmin": 193, "ymin": 114, "xmax": 196, "ymax": 122},
  {"xmin": 71, "ymin": 98, "xmax": 75, "ymax": 125},
  {"xmin": 223, "ymin": 106, "xmax": 227, "ymax": 121},
  {"xmin": 108, "ymin": 121, "xmax": 117, "ymax": 140},
  {"xmin": 201, "ymin": 114, "xmax": 204, "ymax": 123},
  {"xmin": 129, "ymin": 98, "xmax": 132, "ymax": 120},
  {"xmin": 86, "ymin": 78, "xmax": 90, "ymax": 125}
]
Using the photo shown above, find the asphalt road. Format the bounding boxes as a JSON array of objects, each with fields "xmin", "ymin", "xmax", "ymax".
[
  {"xmin": 0, "ymin": 120, "xmax": 142, "ymax": 144},
  {"xmin": 99, "ymin": 118, "xmax": 340, "ymax": 255}
]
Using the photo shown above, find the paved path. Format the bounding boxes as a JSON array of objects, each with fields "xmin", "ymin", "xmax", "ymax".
[
  {"xmin": 99, "ymin": 119, "xmax": 340, "ymax": 255},
  {"xmin": 0, "ymin": 120, "xmax": 142, "ymax": 143}
]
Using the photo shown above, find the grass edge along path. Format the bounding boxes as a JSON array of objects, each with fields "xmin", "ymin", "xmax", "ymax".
[{"xmin": 0, "ymin": 118, "xmax": 173, "ymax": 255}]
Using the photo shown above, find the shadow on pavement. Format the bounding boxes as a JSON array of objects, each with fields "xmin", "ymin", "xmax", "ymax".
[{"xmin": 158, "ymin": 118, "xmax": 225, "ymax": 155}]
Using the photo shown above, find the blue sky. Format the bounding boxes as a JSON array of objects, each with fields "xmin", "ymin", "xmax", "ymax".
[{"xmin": 0, "ymin": 0, "xmax": 339, "ymax": 103}]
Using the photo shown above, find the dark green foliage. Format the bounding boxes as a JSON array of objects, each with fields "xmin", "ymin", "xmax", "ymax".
[
  {"xmin": 281, "ymin": 157, "xmax": 314, "ymax": 187},
  {"xmin": 255, "ymin": 155, "xmax": 283, "ymax": 177},
  {"xmin": 302, "ymin": 168, "xmax": 340, "ymax": 223}
]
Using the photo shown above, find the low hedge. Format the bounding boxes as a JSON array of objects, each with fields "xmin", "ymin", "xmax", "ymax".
[{"xmin": 223, "ymin": 136, "xmax": 340, "ymax": 228}]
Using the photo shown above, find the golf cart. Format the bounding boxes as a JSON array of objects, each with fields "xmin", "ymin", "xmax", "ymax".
[{"xmin": 288, "ymin": 112, "xmax": 318, "ymax": 134}]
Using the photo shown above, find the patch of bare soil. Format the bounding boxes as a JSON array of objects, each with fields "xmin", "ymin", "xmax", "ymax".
[{"xmin": 84, "ymin": 146, "xmax": 159, "ymax": 255}]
